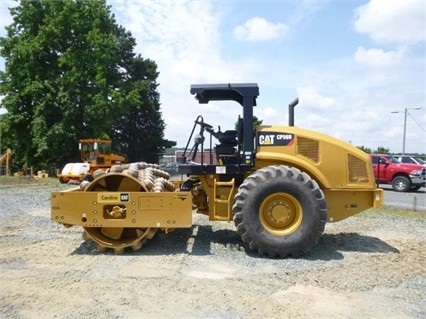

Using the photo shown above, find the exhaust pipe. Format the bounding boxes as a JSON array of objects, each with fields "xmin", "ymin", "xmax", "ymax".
[{"xmin": 288, "ymin": 97, "xmax": 299, "ymax": 126}]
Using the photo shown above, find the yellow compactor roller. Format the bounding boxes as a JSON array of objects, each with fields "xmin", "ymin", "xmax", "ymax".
[{"xmin": 51, "ymin": 83, "xmax": 383, "ymax": 257}]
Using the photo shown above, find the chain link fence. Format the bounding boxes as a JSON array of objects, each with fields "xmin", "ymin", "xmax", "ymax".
[{"xmin": 380, "ymin": 184, "xmax": 426, "ymax": 212}]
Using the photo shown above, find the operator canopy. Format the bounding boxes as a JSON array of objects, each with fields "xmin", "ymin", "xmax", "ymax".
[{"xmin": 190, "ymin": 83, "xmax": 259, "ymax": 106}]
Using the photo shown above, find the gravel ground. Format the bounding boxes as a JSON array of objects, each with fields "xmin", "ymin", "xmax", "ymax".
[{"xmin": 0, "ymin": 176, "xmax": 425, "ymax": 319}]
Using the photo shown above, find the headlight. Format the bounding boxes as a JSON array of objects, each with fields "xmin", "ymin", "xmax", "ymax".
[{"xmin": 410, "ymin": 170, "xmax": 421, "ymax": 176}]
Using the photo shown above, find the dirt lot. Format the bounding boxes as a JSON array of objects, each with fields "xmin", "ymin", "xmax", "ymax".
[{"xmin": 0, "ymin": 177, "xmax": 425, "ymax": 319}]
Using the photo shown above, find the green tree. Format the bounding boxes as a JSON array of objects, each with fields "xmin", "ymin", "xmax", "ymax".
[
  {"xmin": 0, "ymin": 0, "xmax": 171, "ymax": 169},
  {"xmin": 357, "ymin": 145, "xmax": 372, "ymax": 154},
  {"xmin": 234, "ymin": 115, "xmax": 263, "ymax": 132},
  {"xmin": 110, "ymin": 55, "xmax": 175, "ymax": 163},
  {"xmin": 373, "ymin": 146, "xmax": 390, "ymax": 154}
]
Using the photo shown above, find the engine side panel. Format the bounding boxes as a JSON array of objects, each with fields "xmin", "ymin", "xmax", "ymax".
[{"xmin": 256, "ymin": 125, "xmax": 378, "ymax": 190}]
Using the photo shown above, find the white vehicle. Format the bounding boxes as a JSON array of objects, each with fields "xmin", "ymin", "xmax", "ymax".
[{"xmin": 395, "ymin": 155, "xmax": 426, "ymax": 167}]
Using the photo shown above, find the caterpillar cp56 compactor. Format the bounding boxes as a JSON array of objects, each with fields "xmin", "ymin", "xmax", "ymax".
[{"xmin": 51, "ymin": 83, "xmax": 383, "ymax": 257}]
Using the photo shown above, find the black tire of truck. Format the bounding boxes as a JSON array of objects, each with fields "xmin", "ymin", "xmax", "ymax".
[
  {"xmin": 233, "ymin": 165, "xmax": 327, "ymax": 258},
  {"xmin": 391, "ymin": 176, "xmax": 411, "ymax": 192}
]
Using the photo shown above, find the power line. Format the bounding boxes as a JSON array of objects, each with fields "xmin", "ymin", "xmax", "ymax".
[{"xmin": 408, "ymin": 111, "xmax": 426, "ymax": 133}]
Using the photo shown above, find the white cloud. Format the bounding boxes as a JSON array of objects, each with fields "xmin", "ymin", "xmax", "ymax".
[
  {"xmin": 354, "ymin": 46, "xmax": 407, "ymax": 67},
  {"xmin": 256, "ymin": 107, "xmax": 281, "ymax": 125},
  {"xmin": 354, "ymin": 0, "xmax": 425, "ymax": 45},
  {"xmin": 0, "ymin": 1, "xmax": 15, "ymax": 37},
  {"xmin": 289, "ymin": 1, "xmax": 329, "ymax": 27},
  {"xmin": 261, "ymin": 107, "xmax": 279, "ymax": 118},
  {"xmin": 233, "ymin": 17, "xmax": 288, "ymax": 42},
  {"xmin": 112, "ymin": 0, "xmax": 220, "ymax": 64},
  {"xmin": 298, "ymin": 87, "xmax": 339, "ymax": 110},
  {"xmin": 110, "ymin": 0, "xmax": 258, "ymax": 145},
  {"xmin": 305, "ymin": 113, "xmax": 331, "ymax": 127}
]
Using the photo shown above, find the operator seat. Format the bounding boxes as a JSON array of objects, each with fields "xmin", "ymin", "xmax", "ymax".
[{"xmin": 214, "ymin": 130, "xmax": 238, "ymax": 164}]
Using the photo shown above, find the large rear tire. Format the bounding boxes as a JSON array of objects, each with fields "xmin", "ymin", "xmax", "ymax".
[{"xmin": 233, "ymin": 165, "xmax": 327, "ymax": 258}]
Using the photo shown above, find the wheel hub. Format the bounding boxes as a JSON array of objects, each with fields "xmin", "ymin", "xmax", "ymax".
[
  {"xmin": 396, "ymin": 180, "xmax": 406, "ymax": 189},
  {"xmin": 260, "ymin": 193, "xmax": 303, "ymax": 236},
  {"xmin": 267, "ymin": 201, "xmax": 294, "ymax": 226}
]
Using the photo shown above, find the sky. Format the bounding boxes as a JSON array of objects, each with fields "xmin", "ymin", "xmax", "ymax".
[{"xmin": 0, "ymin": 0, "xmax": 425, "ymax": 153}]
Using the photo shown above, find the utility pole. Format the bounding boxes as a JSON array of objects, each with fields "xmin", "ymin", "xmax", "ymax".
[{"xmin": 391, "ymin": 107, "xmax": 421, "ymax": 155}]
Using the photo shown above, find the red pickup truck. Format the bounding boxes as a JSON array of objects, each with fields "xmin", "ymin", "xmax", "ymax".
[{"xmin": 370, "ymin": 154, "xmax": 426, "ymax": 192}]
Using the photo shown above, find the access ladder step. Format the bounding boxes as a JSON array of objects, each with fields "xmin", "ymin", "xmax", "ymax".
[{"xmin": 212, "ymin": 178, "xmax": 235, "ymax": 221}]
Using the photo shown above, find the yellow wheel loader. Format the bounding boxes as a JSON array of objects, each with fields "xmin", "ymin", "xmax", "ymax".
[
  {"xmin": 57, "ymin": 139, "xmax": 126, "ymax": 184},
  {"xmin": 51, "ymin": 83, "xmax": 383, "ymax": 257}
]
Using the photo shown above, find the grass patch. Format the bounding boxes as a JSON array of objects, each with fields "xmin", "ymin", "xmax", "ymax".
[{"xmin": 0, "ymin": 175, "xmax": 60, "ymax": 187}]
